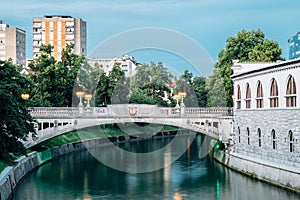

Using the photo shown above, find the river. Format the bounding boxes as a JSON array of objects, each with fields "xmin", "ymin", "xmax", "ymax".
[{"xmin": 13, "ymin": 133, "xmax": 300, "ymax": 200}]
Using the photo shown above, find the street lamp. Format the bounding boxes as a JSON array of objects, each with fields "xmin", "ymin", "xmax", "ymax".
[
  {"xmin": 173, "ymin": 94, "xmax": 180, "ymax": 108},
  {"xmin": 21, "ymin": 93, "xmax": 30, "ymax": 99},
  {"xmin": 178, "ymin": 92, "xmax": 187, "ymax": 107},
  {"xmin": 76, "ymin": 91, "xmax": 84, "ymax": 107},
  {"xmin": 84, "ymin": 94, "xmax": 92, "ymax": 107}
]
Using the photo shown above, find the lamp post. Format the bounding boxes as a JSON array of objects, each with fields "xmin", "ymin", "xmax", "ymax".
[
  {"xmin": 76, "ymin": 91, "xmax": 84, "ymax": 115},
  {"xmin": 76, "ymin": 91, "xmax": 84, "ymax": 107},
  {"xmin": 178, "ymin": 92, "xmax": 187, "ymax": 107},
  {"xmin": 21, "ymin": 93, "xmax": 30, "ymax": 99},
  {"xmin": 84, "ymin": 94, "xmax": 92, "ymax": 107},
  {"xmin": 174, "ymin": 94, "xmax": 180, "ymax": 108}
]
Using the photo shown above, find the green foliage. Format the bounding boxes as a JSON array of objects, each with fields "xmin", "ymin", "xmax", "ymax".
[
  {"xmin": 206, "ymin": 68, "xmax": 227, "ymax": 107},
  {"xmin": 0, "ymin": 60, "xmax": 36, "ymax": 160},
  {"xmin": 94, "ymin": 71, "xmax": 109, "ymax": 106},
  {"xmin": 192, "ymin": 76, "xmax": 208, "ymax": 107},
  {"xmin": 130, "ymin": 62, "xmax": 173, "ymax": 106},
  {"xmin": 108, "ymin": 63, "xmax": 129, "ymax": 104},
  {"xmin": 208, "ymin": 29, "xmax": 283, "ymax": 106},
  {"xmin": 129, "ymin": 89, "xmax": 156, "ymax": 104},
  {"xmin": 28, "ymin": 44, "xmax": 87, "ymax": 107},
  {"xmin": 173, "ymin": 70, "xmax": 207, "ymax": 107}
]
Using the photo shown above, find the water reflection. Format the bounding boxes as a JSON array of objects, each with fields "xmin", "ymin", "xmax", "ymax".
[{"xmin": 13, "ymin": 134, "xmax": 300, "ymax": 200}]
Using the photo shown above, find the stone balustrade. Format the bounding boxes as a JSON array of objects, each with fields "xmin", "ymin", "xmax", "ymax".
[{"xmin": 29, "ymin": 104, "xmax": 233, "ymax": 119}]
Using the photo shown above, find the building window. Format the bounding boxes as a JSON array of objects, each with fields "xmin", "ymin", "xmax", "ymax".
[
  {"xmin": 256, "ymin": 81, "xmax": 264, "ymax": 108},
  {"xmin": 271, "ymin": 129, "xmax": 276, "ymax": 150},
  {"xmin": 288, "ymin": 131, "xmax": 294, "ymax": 153},
  {"xmin": 286, "ymin": 76, "xmax": 296, "ymax": 107},
  {"xmin": 237, "ymin": 85, "xmax": 241, "ymax": 109},
  {"xmin": 245, "ymin": 83, "xmax": 251, "ymax": 108},
  {"xmin": 270, "ymin": 79, "xmax": 279, "ymax": 108},
  {"xmin": 247, "ymin": 127, "xmax": 250, "ymax": 145},
  {"xmin": 258, "ymin": 128, "xmax": 262, "ymax": 147},
  {"xmin": 238, "ymin": 127, "xmax": 241, "ymax": 143}
]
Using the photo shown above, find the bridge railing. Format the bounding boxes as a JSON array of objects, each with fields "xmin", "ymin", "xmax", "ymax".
[{"xmin": 29, "ymin": 105, "xmax": 233, "ymax": 119}]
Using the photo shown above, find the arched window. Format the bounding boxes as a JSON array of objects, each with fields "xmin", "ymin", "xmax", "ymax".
[
  {"xmin": 258, "ymin": 128, "xmax": 262, "ymax": 147},
  {"xmin": 237, "ymin": 85, "xmax": 241, "ymax": 109},
  {"xmin": 286, "ymin": 76, "xmax": 296, "ymax": 107},
  {"xmin": 238, "ymin": 127, "xmax": 241, "ymax": 143},
  {"xmin": 256, "ymin": 81, "xmax": 264, "ymax": 108},
  {"xmin": 247, "ymin": 127, "xmax": 250, "ymax": 145},
  {"xmin": 288, "ymin": 131, "xmax": 294, "ymax": 153},
  {"xmin": 270, "ymin": 79, "xmax": 279, "ymax": 108},
  {"xmin": 245, "ymin": 83, "xmax": 251, "ymax": 109},
  {"xmin": 271, "ymin": 129, "xmax": 276, "ymax": 150}
]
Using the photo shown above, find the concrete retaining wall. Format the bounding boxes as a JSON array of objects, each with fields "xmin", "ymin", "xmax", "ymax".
[
  {"xmin": 0, "ymin": 130, "xmax": 188, "ymax": 200},
  {"xmin": 214, "ymin": 149, "xmax": 300, "ymax": 193}
]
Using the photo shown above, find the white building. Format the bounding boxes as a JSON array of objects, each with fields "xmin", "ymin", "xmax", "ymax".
[
  {"xmin": 88, "ymin": 55, "xmax": 139, "ymax": 77},
  {"xmin": 231, "ymin": 58, "xmax": 300, "ymax": 168},
  {"xmin": 0, "ymin": 20, "xmax": 26, "ymax": 66}
]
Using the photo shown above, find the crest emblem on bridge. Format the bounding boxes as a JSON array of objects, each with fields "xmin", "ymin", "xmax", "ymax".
[{"xmin": 128, "ymin": 106, "xmax": 138, "ymax": 117}]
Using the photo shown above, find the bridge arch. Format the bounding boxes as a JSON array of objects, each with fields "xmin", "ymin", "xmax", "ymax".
[{"xmin": 24, "ymin": 104, "xmax": 233, "ymax": 148}]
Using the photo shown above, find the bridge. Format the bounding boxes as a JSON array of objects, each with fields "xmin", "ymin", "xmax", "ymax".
[{"xmin": 24, "ymin": 104, "xmax": 233, "ymax": 148}]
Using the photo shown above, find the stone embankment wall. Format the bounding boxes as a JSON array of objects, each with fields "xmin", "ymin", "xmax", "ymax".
[
  {"xmin": 0, "ymin": 130, "xmax": 181, "ymax": 200},
  {"xmin": 214, "ymin": 149, "xmax": 300, "ymax": 193}
]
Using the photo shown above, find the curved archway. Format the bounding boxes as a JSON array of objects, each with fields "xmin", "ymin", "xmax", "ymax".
[
  {"xmin": 247, "ymin": 127, "xmax": 250, "ymax": 145},
  {"xmin": 256, "ymin": 81, "xmax": 264, "ymax": 108},
  {"xmin": 288, "ymin": 130, "xmax": 294, "ymax": 153},
  {"xmin": 245, "ymin": 83, "xmax": 251, "ymax": 109},
  {"xmin": 258, "ymin": 128, "xmax": 262, "ymax": 147},
  {"xmin": 270, "ymin": 79, "xmax": 279, "ymax": 108},
  {"xmin": 237, "ymin": 85, "xmax": 241, "ymax": 109},
  {"xmin": 271, "ymin": 129, "xmax": 276, "ymax": 150},
  {"xmin": 286, "ymin": 76, "xmax": 296, "ymax": 107}
]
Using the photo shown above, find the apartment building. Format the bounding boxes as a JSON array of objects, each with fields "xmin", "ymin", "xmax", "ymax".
[
  {"xmin": 0, "ymin": 20, "xmax": 26, "ymax": 66},
  {"xmin": 33, "ymin": 15, "xmax": 86, "ymax": 60}
]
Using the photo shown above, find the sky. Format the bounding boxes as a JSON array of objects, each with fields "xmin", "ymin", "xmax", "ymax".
[{"xmin": 1, "ymin": 0, "xmax": 300, "ymax": 76}]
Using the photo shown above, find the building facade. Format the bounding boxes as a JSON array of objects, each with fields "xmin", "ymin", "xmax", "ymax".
[
  {"xmin": 288, "ymin": 32, "xmax": 300, "ymax": 60},
  {"xmin": 0, "ymin": 20, "xmax": 26, "ymax": 66},
  {"xmin": 33, "ymin": 15, "xmax": 86, "ymax": 60},
  {"xmin": 231, "ymin": 59, "xmax": 300, "ymax": 169},
  {"xmin": 88, "ymin": 55, "xmax": 139, "ymax": 77}
]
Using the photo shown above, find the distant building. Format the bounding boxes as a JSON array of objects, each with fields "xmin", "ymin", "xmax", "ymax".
[
  {"xmin": 0, "ymin": 20, "xmax": 26, "ymax": 66},
  {"xmin": 32, "ymin": 15, "xmax": 86, "ymax": 60},
  {"xmin": 88, "ymin": 55, "xmax": 139, "ymax": 77},
  {"xmin": 288, "ymin": 32, "xmax": 300, "ymax": 59}
]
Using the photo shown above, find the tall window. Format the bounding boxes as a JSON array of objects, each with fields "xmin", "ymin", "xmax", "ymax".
[
  {"xmin": 286, "ymin": 76, "xmax": 296, "ymax": 107},
  {"xmin": 238, "ymin": 127, "xmax": 241, "ymax": 143},
  {"xmin": 245, "ymin": 83, "xmax": 251, "ymax": 109},
  {"xmin": 237, "ymin": 85, "xmax": 241, "ymax": 109},
  {"xmin": 247, "ymin": 127, "xmax": 250, "ymax": 145},
  {"xmin": 258, "ymin": 128, "xmax": 262, "ymax": 147},
  {"xmin": 256, "ymin": 81, "xmax": 264, "ymax": 108},
  {"xmin": 288, "ymin": 131, "xmax": 294, "ymax": 153},
  {"xmin": 270, "ymin": 79, "xmax": 279, "ymax": 108},
  {"xmin": 271, "ymin": 129, "xmax": 276, "ymax": 150}
]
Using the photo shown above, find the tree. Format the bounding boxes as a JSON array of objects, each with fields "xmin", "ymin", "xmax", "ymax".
[
  {"xmin": 28, "ymin": 44, "xmax": 87, "ymax": 107},
  {"xmin": 206, "ymin": 68, "xmax": 227, "ymax": 107},
  {"xmin": 173, "ymin": 70, "xmax": 198, "ymax": 107},
  {"xmin": 130, "ymin": 62, "xmax": 174, "ymax": 106},
  {"xmin": 208, "ymin": 29, "xmax": 283, "ymax": 106},
  {"xmin": 0, "ymin": 60, "xmax": 36, "ymax": 161},
  {"xmin": 103, "ymin": 62, "xmax": 129, "ymax": 105},
  {"xmin": 192, "ymin": 76, "xmax": 207, "ymax": 107}
]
